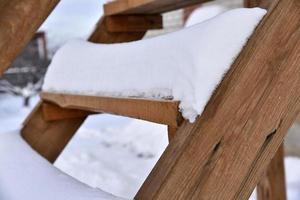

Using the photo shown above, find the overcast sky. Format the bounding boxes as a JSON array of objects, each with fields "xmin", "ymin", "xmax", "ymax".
[{"xmin": 40, "ymin": 0, "xmax": 105, "ymax": 52}]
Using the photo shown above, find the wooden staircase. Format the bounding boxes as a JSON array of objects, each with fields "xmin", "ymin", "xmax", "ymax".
[{"xmin": 1, "ymin": 0, "xmax": 299, "ymax": 199}]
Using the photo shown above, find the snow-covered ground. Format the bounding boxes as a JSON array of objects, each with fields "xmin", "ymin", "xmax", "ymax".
[{"xmin": 0, "ymin": 94, "xmax": 300, "ymax": 199}]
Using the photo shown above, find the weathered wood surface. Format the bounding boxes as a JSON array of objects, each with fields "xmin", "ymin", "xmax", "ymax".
[
  {"xmin": 257, "ymin": 144, "xmax": 287, "ymax": 200},
  {"xmin": 104, "ymin": 0, "xmax": 212, "ymax": 16},
  {"xmin": 42, "ymin": 102, "xmax": 94, "ymax": 122},
  {"xmin": 21, "ymin": 14, "xmax": 148, "ymax": 163},
  {"xmin": 41, "ymin": 92, "xmax": 182, "ymax": 127},
  {"xmin": 105, "ymin": 14, "xmax": 162, "ymax": 32},
  {"xmin": 136, "ymin": 0, "xmax": 300, "ymax": 199},
  {"xmin": 0, "ymin": 0, "xmax": 60, "ymax": 76}
]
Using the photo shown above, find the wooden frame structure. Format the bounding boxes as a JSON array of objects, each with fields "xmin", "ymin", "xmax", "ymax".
[{"xmin": 0, "ymin": 0, "xmax": 298, "ymax": 199}]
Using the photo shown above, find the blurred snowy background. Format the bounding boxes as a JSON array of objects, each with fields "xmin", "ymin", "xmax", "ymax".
[{"xmin": 0, "ymin": 0, "xmax": 299, "ymax": 199}]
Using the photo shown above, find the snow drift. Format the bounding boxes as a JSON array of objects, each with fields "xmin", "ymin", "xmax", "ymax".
[
  {"xmin": 43, "ymin": 8, "xmax": 266, "ymax": 122},
  {"xmin": 0, "ymin": 131, "xmax": 126, "ymax": 200}
]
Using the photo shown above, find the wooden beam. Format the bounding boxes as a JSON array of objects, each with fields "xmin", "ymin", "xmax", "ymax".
[
  {"xmin": 21, "ymin": 15, "xmax": 149, "ymax": 163},
  {"xmin": 41, "ymin": 92, "xmax": 183, "ymax": 127},
  {"xmin": 245, "ymin": 2, "xmax": 288, "ymax": 200},
  {"xmin": 21, "ymin": 102, "xmax": 86, "ymax": 163},
  {"xmin": 167, "ymin": 126, "xmax": 178, "ymax": 142},
  {"xmin": 105, "ymin": 14, "xmax": 163, "ymax": 32},
  {"xmin": 104, "ymin": 0, "xmax": 212, "ymax": 16},
  {"xmin": 244, "ymin": 0, "xmax": 273, "ymax": 8},
  {"xmin": 89, "ymin": 16, "xmax": 147, "ymax": 43},
  {"xmin": 257, "ymin": 144, "xmax": 287, "ymax": 200},
  {"xmin": 42, "ymin": 102, "xmax": 95, "ymax": 122},
  {"xmin": 136, "ymin": 0, "xmax": 300, "ymax": 199},
  {"xmin": 0, "ymin": 0, "xmax": 60, "ymax": 76}
]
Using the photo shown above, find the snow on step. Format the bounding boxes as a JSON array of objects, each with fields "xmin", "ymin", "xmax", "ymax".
[
  {"xmin": 43, "ymin": 8, "xmax": 266, "ymax": 122},
  {"xmin": 0, "ymin": 131, "xmax": 127, "ymax": 200}
]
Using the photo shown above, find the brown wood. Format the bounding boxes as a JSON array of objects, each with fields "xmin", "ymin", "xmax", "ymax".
[
  {"xmin": 41, "ymin": 92, "xmax": 183, "ymax": 127},
  {"xmin": 136, "ymin": 0, "xmax": 300, "ymax": 199},
  {"xmin": 21, "ymin": 14, "xmax": 149, "ymax": 163},
  {"xmin": 42, "ymin": 102, "xmax": 95, "ymax": 122},
  {"xmin": 22, "ymin": 102, "xmax": 86, "ymax": 163},
  {"xmin": 244, "ymin": 0, "xmax": 273, "ymax": 8},
  {"xmin": 104, "ymin": 0, "xmax": 212, "ymax": 16},
  {"xmin": 0, "ymin": 0, "xmax": 60, "ymax": 75},
  {"xmin": 257, "ymin": 144, "xmax": 287, "ymax": 200},
  {"xmin": 167, "ymin": 126, "xmax": 178, "ymax": 142},
  {"xmin": 89, "ymin": 17, "xmax": 146, "ymax": 43},
  {"xmin": 296, "ymin": 114, "xmax": 300, "ymax": 124},
  {"xmin": 245, "ymin": 1, "xmax": 287, "ymax": 200},
  {"xmin": 105, "ymin": 14, "xmax": 163, "ymax": 32}
]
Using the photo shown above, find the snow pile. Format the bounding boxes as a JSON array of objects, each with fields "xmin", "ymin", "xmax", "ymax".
[
  {"xmin": 43, "ymin": 8, "xmax": 266, "ymax": 122},
  {"xmin": 0, "ymin": 131, "xmax": 127, "ymax": 200}
]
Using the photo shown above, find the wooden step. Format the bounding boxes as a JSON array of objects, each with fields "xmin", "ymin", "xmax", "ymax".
[
  {"xmin": 41, "ymin": 92, "xmax": 183, "ymax": 127},
  {"xmin": 104, "ymin": 0, "xmax": 212, "ymax": 16}
]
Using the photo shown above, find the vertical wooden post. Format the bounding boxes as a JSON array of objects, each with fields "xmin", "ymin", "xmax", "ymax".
[{"xmin": 257, "ymin": 144, "xmax": 287, "ymax": 200}]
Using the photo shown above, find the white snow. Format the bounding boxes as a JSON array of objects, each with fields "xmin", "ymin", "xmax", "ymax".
[
  {"xmin": 185, "ymin": 5, "xmax": 227, "ymax": 27},
  {"xmin": 39, "ymin": 0, "xmax": 105, "ymax": 52},
  {"xmin": 0, "ymin": 131, "xmax": 126, "ymax": 200},
  {"xmin": 42, "ymin": 8, "xmax": 266, "ymax": 122},
  {"xmin": 1, "ymin": 95, "xmax": 300, "ymax": 200}
]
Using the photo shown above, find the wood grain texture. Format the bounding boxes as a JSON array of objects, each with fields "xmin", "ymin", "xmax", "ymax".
[
  {"xmin": 245, "ymin": 2, "xmax": 288, "ymax": 199},
  {"xmin": 42, "ymin": 102, "xmax": 95, "ymax": 122},
  {"xmin": 104, "ymin": 0, "xmax": 212, "ymax": 15},
  {"xmin": 136, "ymin": 0, "xmax": 300, "ymax": 199},
  {"xmin": 257, "ymin": 144, "xmax": 287, "ymax": 200},
  {"xmin": 41, "ymin": 92, "xmax": 183, "ymax": 127},
  {"xmin": 0, "ymin": 0, "xmax": 60, "ymax": 75},
  {"xmin": 105, "ymin": 14, "xmax": 162, "ymax": 32}
]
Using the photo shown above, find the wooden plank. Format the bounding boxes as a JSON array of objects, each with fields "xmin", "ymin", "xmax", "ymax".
[
  {"xmin": 21, "ymin": 14, "xmax": 148, "ymax": 163},
  {"xmin": 244, "ymin": 0, "xmax": 273, "ymax": 8},
  {"xmin": 42, "ymin": 102, "xmax": 95, "ymax": 122},
  {"xmin": 22, "ymin": 102, "xmax": 86, "ymax": 163},
  {"xmin": 104, "ymin": 0, "xmax": 212, "ymax": 16},
  {"xmin": 135, "ymin": 0, "xmax": 300, "ymax": 199},
  {"xmin": 257, "ymin": 144, "xmax": 287, "ymax": 200},
  {"xmin": 41, "ymin": 92, "xmax": 183, "ymax": 127},
  {"xmin": 89, "ymin": 16, "xmax": 147, "ymax": 43},
  {"xmin": 105, "ymin": 14, "xmax": 163, "ymax": 32},
  {"xmin": 0, "ymin": 0, "xmax": 60, "ymax": 76}
]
